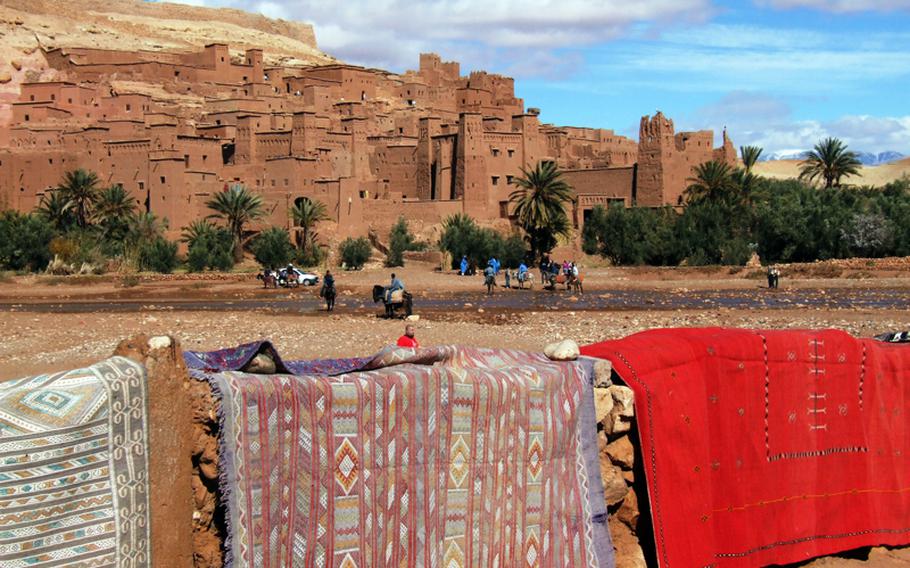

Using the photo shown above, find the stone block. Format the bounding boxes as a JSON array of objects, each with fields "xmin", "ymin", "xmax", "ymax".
[
  {"xmin": 593, "ymin": 359, "xmax": 613, "ymax": 387},
  {"xmin": 544, "ymin": 339, "xmax": 579, "ymax": 361},
  {"xmin": 606, "ymin": 435, "xmax": 635, "ymax": 470},
  {"xmin": 594, "ymin": 387, "xmax": 614, "ymax": 424}
]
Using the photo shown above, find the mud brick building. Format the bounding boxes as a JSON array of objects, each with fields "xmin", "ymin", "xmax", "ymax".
[{"xmin": 0, "ymin": 44, "xmax": 736, "ymax": 239}]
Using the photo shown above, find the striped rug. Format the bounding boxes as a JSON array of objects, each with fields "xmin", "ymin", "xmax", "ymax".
[{"xmin": 0, "ymin": 357, "xmax": 151, "ymax": 567}]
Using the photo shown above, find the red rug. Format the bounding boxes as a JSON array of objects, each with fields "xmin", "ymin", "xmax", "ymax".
[{"xmin": 582, "ymin": 328, "xmax": 910, "ymax": 567}]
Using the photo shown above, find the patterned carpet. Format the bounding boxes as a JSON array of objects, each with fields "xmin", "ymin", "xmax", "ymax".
[
  {"xmin": 582, "ymin": 328, "xmax": 910, "ymax": 567},
  {"xmin": 0, "ymin": 357, "xmax": 151, "ymax": 567},
  {"xmin": 190, "ymin": 343, "xmax": 613, "ymax": 568}
]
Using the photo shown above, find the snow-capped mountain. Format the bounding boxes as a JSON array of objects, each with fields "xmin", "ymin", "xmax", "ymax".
[{"xmin": 758, "ymin": 150, "xmax": 904, "ymax": 165}]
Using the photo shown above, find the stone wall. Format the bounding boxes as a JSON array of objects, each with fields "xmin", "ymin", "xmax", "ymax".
[{"xmin": 592, "ymin": 359, "xmax": 648, "ymax": 568}]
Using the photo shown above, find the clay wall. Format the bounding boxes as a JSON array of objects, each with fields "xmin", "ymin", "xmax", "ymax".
[{"xmin": 562, "ymin": 167, "xmax": 637, "ymax": 230}]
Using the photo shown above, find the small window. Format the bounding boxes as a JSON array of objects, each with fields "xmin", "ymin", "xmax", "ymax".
[
  {"xmin": 506, "ymin": 175, "xmax": 513, "ymax": 184},
  {"xmin": 492, "ymin": 176, "xmax": 499, "ymax": 186},
  {"xmin": 184, "ymin": 155, "xmax": 189, "ymax": 167},
  {"xmin": 359, "ymin": 190, "xmax": 366, "ymax": 198},
  {"xmin": 49, "ymin": 158, "xmax": 53, "ymax": 165},
  {"xmin": 24, "ymin": 114, "xmax": 29, "ymax": 121},
  {"xmin": 30, "ymin": 95, "xmax": 35, "ymax": 101},
  {"xmin": 126, "ymin": 104, "xmax": 131, "ymax": 112},
  {"xmin": 50, "ymin": 94, "xmax": 55, "ymax": 100},
  {"xmin": 491, "ymin": 149, "xmax": 500, "ymax": 157},
  {"xmin": 202, "ymin": 155, "xmax": 207, "ymax": 162},
  {"xmin": 243, "ymin": 76, "xmax": 247, "ymax": 81},
  {"xmin": 138, "ymin": 182, "xmax": 144, "ymax": 190},
  {"xmin": 68, "ymin": 98, "xmax": 72, "ymax": 103},
  {"xmin": 284, "ymin": 179, "xmax": 288, "ymax": 186},
  {"xmin": 221, "ymin": 57, "xmax": 225, "ymax": 62},
  {"xmin": 271, "ymin": 179, "xmax": 276, "ymax": 187},
  {"xmin": 174, "ymin": 70, "xmax": 180, "ymax": 77},
  {"xmin": 399, "ymin": 127, "xmax": 403, "ymax": 134},
  {"xmin": 507, "ymin": 149, "xmax": 514, "ymax": 158},
  {"xmin": 160, "ymin": 176, "xmax": 166, "ymax": 184}
]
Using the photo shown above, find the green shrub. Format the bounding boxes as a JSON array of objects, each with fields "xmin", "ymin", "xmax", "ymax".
[
  {"xmin": 385, "ymin": 216, "xmax": 425, "ymax": 267},
  {"xmin": 251, "ymin": 227, "xmax": 294, "ymax": 268},
  {"xmin": 137, "ymin": 237, "xmax": 178, "ymax": 273},
  {"xmin": 187, "ymin": 228, "xmax": 235, "ymax": 272},
  {"xmin": 296, "ymin": 240, "xmax": 326, "ymax": 268},
  {"xmin": 439, "ymin": 213, "xmax": 529, "ymax": 270},
  {"xmin": 339, "ymin": 237, "xmax": 372, "ymax": 270},
  {"xmin": 0, "ymin": 212, "xmax": 54, "ymax": 272}
]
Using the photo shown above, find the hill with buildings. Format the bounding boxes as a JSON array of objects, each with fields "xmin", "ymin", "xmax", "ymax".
[{"xmin": 0, "ymin": 1, "xmax": 736, "ymax": 244}]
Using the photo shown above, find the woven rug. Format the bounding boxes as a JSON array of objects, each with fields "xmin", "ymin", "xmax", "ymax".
[
  {"xmin": 190, "ymin": 343, "xmax": 613, "ymax": 568},
  {"xmin": 581, "ymin": 328, "xmax": 910, "ymax": 567},
  {"xmin": 0, "ymin": 357, "xmax": 151, "ymax": 567}
]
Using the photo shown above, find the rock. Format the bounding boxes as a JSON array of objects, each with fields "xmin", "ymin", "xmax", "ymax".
[
  {"xmin": 10, "ymin": 60, "xmax": 21, "ymax": 71},
  {"xmin": 0, "ymin": 71, "xmax": 11, "ymax": 84},
  {"xmin": 148, "ymin": 336, "xmax": 171, "ymax": 350},
  {"xmin": 616, "ymin": 489, "xmax": 640, "ymax": 531},
  {"xmin": 599, "ymin": 461, "xmax": 629, "ymax": 505},
  {"xmin": 608, "ymin": 385, "xmax": 635, "ymax": 435},
  {"xmin": 610, "ymin": 520, "xmax": 647, "ymax": 568},
  {"xmin": 543, "ymin": 339, "xmax": 579, "ymax": 361},
  {"xmin": 746, "ymin": 252, "xmax": 762, "ymax": 268},
  {"xmin": 244, "ymin": 353, "xmax": 276, "ymax": 374},
  {"xmin": 593, "ymin": 387, "xmax": 614, "ymax": 423},
  {"xmin": 593, "ymin": 359, "xmax": 613, "ymax": 387},
  {"xmin": 406, "ymin": 314, "xmax": 420, "ymax": 321},
  {"xmin": 606, "ymin": 436, "xmax": 634, "ymax": 470}
]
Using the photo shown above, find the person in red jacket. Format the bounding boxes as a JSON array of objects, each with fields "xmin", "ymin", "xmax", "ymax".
[{"xmin": 396, "ymin": 324, "xmax": 419, "ymax": 348}]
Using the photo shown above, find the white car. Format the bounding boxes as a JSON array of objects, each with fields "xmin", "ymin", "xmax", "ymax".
[{"xmin": 279, "ymin": 268, "xmax": 319, "ymax": 287}]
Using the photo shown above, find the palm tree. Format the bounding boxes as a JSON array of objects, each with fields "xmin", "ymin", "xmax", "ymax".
[
  {"xmin": 180, "ymin": 218, "xmax": 217, "ymax": 247},
  {"xmin": 94, "ymin": 185, "xmax": 136, "ymax": 224},
  {"xmin": 206, "ymin": 184, "xmax": 264, "ymax": 261},
  {"xmin": 290, "ymin": 198, "xmax": 328, "ymax": 251},
  {"xmin": 740, "ymin": 145, "xmax": 763, "ymax": 174},
  {"xmin": 128, "ymin": 212, "xmax": 167, "ymax": 244},
  {"xmin": 36, "ymin": 190, "xmax": 75, "ymax": 232},
  {"xmin": 55, "ymin": 169, "xmax": 101, "ymax": 229},
  {"xmin": 94, "ymin": 185, "xmax": 137, "ymax": 243},
  {"xmin": 799, "ymin": 137, "xmax": 862, "ymax": 189},
  {"xmin": 508, "ymin": 160, "xmax": 575, "ymax": 259},
  {"xmin": 684, "ymin": 160, "xmax": 739, "ymax": 204}
]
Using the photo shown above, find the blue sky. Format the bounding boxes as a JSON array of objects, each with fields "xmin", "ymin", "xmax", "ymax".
[{"xmin": 170, "ymin": 0, "xmax": 910, "ymax": 154}]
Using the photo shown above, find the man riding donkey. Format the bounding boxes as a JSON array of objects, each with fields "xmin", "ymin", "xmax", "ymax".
[{"xmin": 320, "ymin": 270, "xmax": 337, "ymax": 311}]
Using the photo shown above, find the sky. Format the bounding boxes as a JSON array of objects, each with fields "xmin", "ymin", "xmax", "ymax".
[{"xmin": 167, "ymin": 0, "xmax": 910, "ymax": 155}]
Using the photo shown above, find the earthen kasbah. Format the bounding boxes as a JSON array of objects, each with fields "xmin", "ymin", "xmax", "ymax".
[{"xmin": 0, "ymin": 41, "xmax": 737, "ymax": 240}]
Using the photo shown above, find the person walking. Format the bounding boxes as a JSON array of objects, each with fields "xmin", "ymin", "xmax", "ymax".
[
  {"xmin": 396, "ymin": 324, "xmax": 420, "ymax": 348},
  {"xmin": 460, "ymin": 255, "xmax": 469, "ymax": 276}
]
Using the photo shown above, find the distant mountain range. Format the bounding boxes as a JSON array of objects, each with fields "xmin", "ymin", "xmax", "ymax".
[{"xmin": 759, "ymin": 150, "xmax": 905, "ymax": 166}]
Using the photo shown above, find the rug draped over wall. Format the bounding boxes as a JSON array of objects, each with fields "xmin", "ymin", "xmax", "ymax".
[
  {"xmin": 187, "ymin": 342, "xmax": 613, "ymax": 568},
  {"xmin": 0, "ymin": 357, "xmax": 152, "ymax": 567},
  {"xmin": 582, "ymin": 328, "xmax": 910, "ymax": 567}
]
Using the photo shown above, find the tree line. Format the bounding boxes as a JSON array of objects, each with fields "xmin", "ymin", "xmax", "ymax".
[
  {"xmin": 582, "ymin": 138, "xmax": 910, "ymax": 265},
  {"xmin": 2, "ymin": 137, "xmax": 905, "ymax": 274}
]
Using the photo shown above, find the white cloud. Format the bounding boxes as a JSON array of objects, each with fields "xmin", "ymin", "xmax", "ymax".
[
  {"xmin": 690, "ymin": 92, "xmax": 910, "ymax": 154},
  {"xmin": 760, "ymin": 0, "xmax": 910, "ymax": 12},
  {"xmin": 164, "ymin": 0, "xmax": 712, "ymax": 75}
]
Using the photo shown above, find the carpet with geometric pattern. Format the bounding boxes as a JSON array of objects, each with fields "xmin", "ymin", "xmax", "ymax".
[
  {"xmin": 0, "ymin": 357, "xmax": 151, "ymax": 567},
  {"xmin": 190, "ymin": 343, "xmax": 613, "ymax": 568}
]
